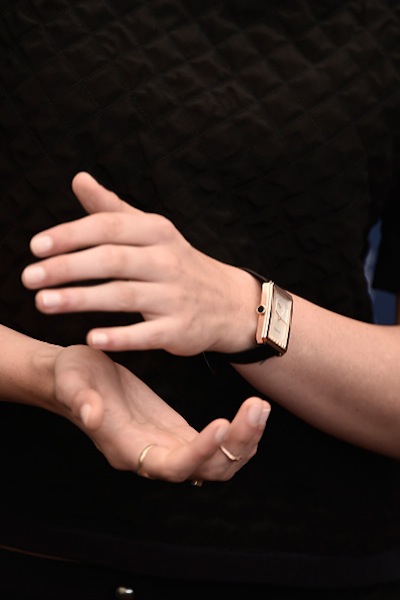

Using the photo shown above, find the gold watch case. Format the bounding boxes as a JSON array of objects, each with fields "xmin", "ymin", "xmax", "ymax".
[{"xmin": 256, "ymin": 282, "xmax": 293, "ymax": 354}]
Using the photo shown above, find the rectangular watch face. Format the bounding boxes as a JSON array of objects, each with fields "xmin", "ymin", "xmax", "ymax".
[{"xmin": 267, "ymin": 286, "xmax": 293, "ymax": 352}]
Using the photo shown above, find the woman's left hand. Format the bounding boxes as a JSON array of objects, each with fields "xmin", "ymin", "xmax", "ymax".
[
  {"xmin": 22, "ymin": 173, "xmax": 260, "ymax": 355},
  {"xmin": 54, "ymin": 344, "xmax": 270, "ymax": 482}
]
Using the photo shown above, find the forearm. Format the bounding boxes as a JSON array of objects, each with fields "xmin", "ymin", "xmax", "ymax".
[
  {"xmin": 0, "ymin": 325, "xmax": 62, "ymax": 414},
  {"xmin": 234, "ymin": 296, "xmax": 400, "ymax": 458},
  {"xmin": 19, "ymin": 174, "xmax": 400, "ymax": 456}
]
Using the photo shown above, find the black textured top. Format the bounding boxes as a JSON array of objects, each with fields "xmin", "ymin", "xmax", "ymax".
[{"xmin": 1, "ymin": 0, "xmax": 400, "ymax": 587}]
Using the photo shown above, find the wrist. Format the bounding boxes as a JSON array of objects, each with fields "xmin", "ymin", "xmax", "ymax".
[
  {"xmin": 209, "ymin": 269, "xmax": 293, "ymax": 364},
  {"xmin": 210, "ymin": 266, "xmax": 261, "ymax": 354},
  {"xmin": 26, "ymin": 342, "xmax": 63, "ymax": 414},
  {"xmin": 0, "ymin": 325, "xmax": 65, "ymax": 413}
]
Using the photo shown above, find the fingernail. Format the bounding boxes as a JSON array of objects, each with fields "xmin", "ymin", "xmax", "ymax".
[
  {"xmin": 90, "ymin": 332, "xmax": 109, "ymax": 346},
  {"xmin": 40, "ymin": 291, "xmax": 62, "ymax": 308},
  {"xmin": 259, "ymin": 406, "xmax": 271, "ymax": 428},
  {"xmin": 247, "ymin": 403, "xmax": 271, "ymax": 427},
  {"xmin": 31, "ymin": 235, "xmax": 53, "ymax": 255},
  {"xmin": 23, "ymin": 265, "xmax": 46, "ymax": 285},
  {"xmin": 80, "ymin": 403, "xmax": 91, "ymax": 427}
]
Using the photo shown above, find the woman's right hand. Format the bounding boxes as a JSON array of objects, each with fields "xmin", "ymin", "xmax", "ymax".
[
  {"xmin": 54, "ymin": 345, "xmax": 270, "ymax": 483},
  {"xmin": 22, "ymin": 173, "xmax": 261, "ymax": 357}
]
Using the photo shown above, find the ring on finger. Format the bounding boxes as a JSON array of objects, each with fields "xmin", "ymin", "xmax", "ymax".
[
  {"xmin": 219, "ymin": 444, "xmax": 242, "ymax": 462},
  {"xmin": 191, "ymin": 479, "xmax": 204, "ymax": 487},
  {"xmin": 137, "ymin": 443, "xmax": 156, "ymax": 478}
]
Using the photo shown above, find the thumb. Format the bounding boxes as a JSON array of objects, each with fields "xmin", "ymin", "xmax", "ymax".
[
  {"xmin": 73, "ymin": 388, "xmax": 105, "ymax": 431},
  {"xmin": 72, "ymin": 172, "xmax": 141, "ymax": 216}
]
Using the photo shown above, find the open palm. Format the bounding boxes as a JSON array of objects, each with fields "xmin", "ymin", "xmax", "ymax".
[{"xmin": 54, "ymin": 345, "xmax": 270, "ymax": 483}]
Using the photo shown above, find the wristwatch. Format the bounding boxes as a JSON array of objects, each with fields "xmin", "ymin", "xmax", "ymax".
[{"xmin": 222, "ymin": 275, "xmax": 293, "ymax": 364}]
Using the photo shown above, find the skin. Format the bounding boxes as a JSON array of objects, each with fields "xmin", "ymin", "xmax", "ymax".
[
  {"xmin": 22, "ymin": 172, "xmax": 400, "ymax": 459},
  {"xmin": 1, "ymin": 326, "xmax": 270, "ymax": 482},
  {"xmin": 23, "ymin": 174, "xmax": 261, "ymax": 356}
]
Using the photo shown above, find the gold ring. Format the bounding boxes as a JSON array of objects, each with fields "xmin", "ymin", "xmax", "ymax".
[
  {"xmin": 219, "ymin": 444, "xmax": 242, "ymax": 462},
  {"xmin": 137, "ymin": 444, "xmax": 156, "ymax": 477},
  {"xmin": 191, "ymin": 479, "xmax": 203, "ymax": 487}
]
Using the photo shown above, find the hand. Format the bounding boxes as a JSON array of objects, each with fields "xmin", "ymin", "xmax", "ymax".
[
  {"xmin": 54, "ymin": 345, "xmax": 270, "ymax": 482},
  {"xmin": 22, "ymin": 173, "xmax": 260, "ymax": 355}
]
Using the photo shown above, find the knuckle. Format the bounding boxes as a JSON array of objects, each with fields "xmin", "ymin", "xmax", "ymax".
[
  {"xmin": 147, "ymin": 245, "xmax": 182, "ymax": 279},
  {"xmin": 159, "ymin": 250, "xmax": 180, "ymax": 274},
  {"xmin": 113, "ymin": 282, "xmax": 136, "ymax": 312},
  {"xmin": 151, "ymin": 214, "xmax": 176, "ymax": 240},
  {"xmin": 232, "ymin": 432, "xmax": 249, "ymax": 446},
  {"xmin": 100, "ymin": 213, "xmax": 125, "ymax": 238},
  {"xmin": 99, "ymin": 244, "xmax": 127, "ymax": 273},
  {"xmin": 59, "ymin": 287, "xmax": 88, "ymax": 310},
  {"xmin": 45, "ymin": 256, "xmax": 70, "ymax": 283},
  {"xmin": 146, "ymin": 326, "xmax": 168, "ymax": 350}
]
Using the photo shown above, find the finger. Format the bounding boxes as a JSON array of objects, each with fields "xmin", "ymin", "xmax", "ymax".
[
  {"xmin": 57, "ymin": 380, "xmax": 105, "ymax": 431},
  {"xmin": 72, "ymin": 172, "xmax": 140, "ymax": 215},
  {"xmin": 187, "ymin": 397, "xmax": 270, "ymax": 482},
  {"xmin": 136, "ymin": 419, "xmax": 230, "ymax": 482},
  {"xmin": 217, "ymin": 397, "xmax": 271, "ymax": 464},
  {"xmin": 28, "ymin": 210, "xmax": 174, "ymax": 259},
  {"xmin": 167, "ymin": 399, "xmax": 269, "ymax": 482},
  {"xmin": 29, "ymin": 172, "xmax": 142, "ymax": 259},
  {"xmin": 34, "ymin": 281, "xmax": 162, "ymax": 315},
  {"xmin": 72, "ymin": 388, "xmax": 105, "ymax": 430},
  {"xmin": 86, "ymin": 319, "xmax": 178, "ymax": 353},
  {"xmin": 23, "ymin": 244, "xmax": 165, "ymax": 289}
]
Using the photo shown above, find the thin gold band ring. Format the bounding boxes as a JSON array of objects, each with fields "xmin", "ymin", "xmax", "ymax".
[
  {"xmin": 219, "ymin": 444, "xmax": 242, "ymax": 462},
  {"xmin": 137, "ymin": 444, "xmax": 157, "ymax": 477}
]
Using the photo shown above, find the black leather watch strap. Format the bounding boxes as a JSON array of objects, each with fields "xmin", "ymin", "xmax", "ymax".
[
  {"xmin": 204, "ymin": 267, "xmax": 280, "ymax": 368},
  {"xmin": 220, "ymin": 342, "xmax": 281, "ymax": 364}
]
